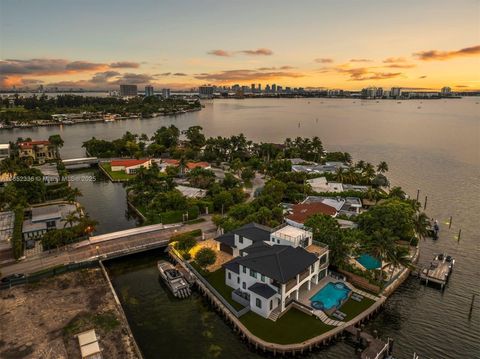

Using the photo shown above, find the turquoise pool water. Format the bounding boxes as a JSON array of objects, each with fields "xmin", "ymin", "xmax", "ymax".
[
  {"xmin": 310, "ymin": 282, "xmax": 351, "ymax": 311},
  {"xmin": 356, "ymin": 254, "xmax": 382, "ymax": 270}
]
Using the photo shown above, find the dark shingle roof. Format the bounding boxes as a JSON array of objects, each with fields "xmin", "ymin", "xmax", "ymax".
[
  {"xmin": 241, "ymin": 241, "xmax": 272, "ymax": 255},
  {"xmin": 233, "ymin": 222, "xmax": 272, "ymax": 242},
  {"xmin": 215, "ymin": 222, "xmax": 272, "ymax": 245},
  {"xmin": 215, "ymin": 232, "xmax": 235, "ymax": 247},
  {"xmin": 248, "ymin": 283, "xmax": 277, "ymax": 299},
  {"xmin": 236, "ymin": 245, "xmax": 317, "ymax": 284},
  {"xmin": 224, "ymin": 259, "xmax": 240, "ymax": 274}
]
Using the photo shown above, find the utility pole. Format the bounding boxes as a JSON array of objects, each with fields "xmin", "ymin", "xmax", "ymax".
[
  {"xmin": 416, "ymin": 189, "xmax": 420, "ymax": 202},
  {"xmin": 424, "ymin": 195, "xmax": 428, "ymax": 210},
  {"xmin": 449, "ymin": 216, "xmax": 453, "ymax": 229}
]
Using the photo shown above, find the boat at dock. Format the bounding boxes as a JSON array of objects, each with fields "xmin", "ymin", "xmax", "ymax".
[
  {"xmin": 157, "ymin": 260, "xmax": 191, "ymax": 298},
  {"xmin": 419, "ymin": 253, "xmax": 455, "ymax": 289}
]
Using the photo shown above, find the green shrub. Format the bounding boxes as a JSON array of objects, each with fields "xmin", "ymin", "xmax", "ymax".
[
  {"xmin": 195, "ymin": 247, "xmax": 217, "ymax": 268},
  {"xmin": 12, "ymin": 207, "xmax": 25, "ymax": 259}
]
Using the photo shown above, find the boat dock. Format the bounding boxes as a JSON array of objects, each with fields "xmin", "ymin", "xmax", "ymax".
[
  {"xmin": 344, "ymin": 326, "xmax": 393, "ymax": 359},
  {"xmin": 419, "ymin": 254, "xmax": 454, "ymax": 289}
]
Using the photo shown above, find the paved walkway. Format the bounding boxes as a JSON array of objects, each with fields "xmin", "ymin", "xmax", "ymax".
[{"xmin": 0, "ymin": 216, "xmax": 216, "ymax": 277}]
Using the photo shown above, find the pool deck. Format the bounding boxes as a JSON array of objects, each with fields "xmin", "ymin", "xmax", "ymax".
[{"xmin": 297, "ymin": 276, "xmax": 380, "ymax": 327}]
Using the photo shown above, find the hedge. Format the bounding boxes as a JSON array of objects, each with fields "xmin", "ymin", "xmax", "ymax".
[{"xmin": 12, "ymin": 207, "xmax": 25, "ymax": 259}]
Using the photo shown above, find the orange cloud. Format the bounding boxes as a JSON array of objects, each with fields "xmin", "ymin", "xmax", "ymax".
[
  {"xmin": 314, "ymin": 58, "xmax": 333, "ymax": 63},
  {"xmin": 350, "ymin": 58, "xmax": 372, "ymax": 63},
  {"xmin": 413, "ymin": 45, "xmax": 480, "ymax": 60},
  {"xmin": 383, "ymin": 57, "xmax": 407, "ymax": 63},
  {"xmin": 207, "ymin": 48, "xmax": 273, "ymax": 57},
  {"xmin": 194, "ymin": 69, "xmax": 303, "ymax": 82}
]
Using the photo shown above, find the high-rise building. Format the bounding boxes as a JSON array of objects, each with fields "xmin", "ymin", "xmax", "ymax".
[
  {"xmin": 265, "ymin": 84, "xmax": 271, "ymax": 93},
  {"xmin": 144, "ymin": 85, "xmax": 154, "ymax": 97},
  {"xmin": 162, "ymin": 88, "xmax": 171, "ymax": 98},
  {"xmin": 441, "ymin": 87, "xmax": 452, "ymax": 96},
  {"xmin": 390, "ymin": 87, "xmax": 402, "ymax": 98},
  {"xmin": 120, "ymin": 84, "xmax": 138, "ymax": 97},
  {"xmin": 272, "ymin": 84, "xmax": 277, "ymax": 93},
  {"xmin": 251, "ymin": 84, "xmax": 255, "ymax": 93},
  {"xmin": 198, "ymin": 85, "xmax": 214, "ymax": 98},
  {"xmin": 376, "ymin": 87, "xmax": 383, "ymax": 98},
  {"xmin": 258, "ymin": 84, "xmax": 262, "ymax": 93}
]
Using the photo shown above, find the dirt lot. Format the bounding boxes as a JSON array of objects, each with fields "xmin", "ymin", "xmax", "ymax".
[{"xmin": 0, "ymin": 268, "xmax": 139, "ymax": 359}]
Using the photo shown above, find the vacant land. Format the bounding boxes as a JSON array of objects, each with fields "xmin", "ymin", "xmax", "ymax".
[
  {"xmin": 100, "ymin": 163, "xmax": 135, "ymax": 181},
  {"xmin": 0, "ymin": 269, "xmax": 139, "ymax": 359}
]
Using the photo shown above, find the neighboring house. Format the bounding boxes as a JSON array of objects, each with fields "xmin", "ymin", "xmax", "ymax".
[
  {"xmin": 288, "ymin": 158, "xmax": 316, "ymax": 165},
  {"xmin": 307, "ymin": 177, "xmax": 344, "ymax": 193},
  {"xmin": 0, "ymin": 143, "xmax": 10, "ymax": 160},
  {"xmin": 18, "ymin": 140, "xmax": 57, "ymax": 163},
  {"xmin": 22, "ymin": 203, "xmax": 78, "ymax": 239},
  {"xmin": 36, "ymin": 163, "xmax": 60, "ymax": 184},
  {"xmin": 176, "ymin": 185, "xmax": 207, "ymax": 198},
  {"xmin": 285, "ymin": 202, "xmax": 338, "ymax": 228},
  {"xmin": 307, "ymin": 177, "xmax": 370, "ymax": 193},
  {"xmin": 216, "ymin": 222, "xmax": 329, "ymax": 319},
  {"xmin": 291, "ymin": 162, "xmax": 348, "ymax": 175},
  {"xmin": 110, "ymin": 159, "xmax": 152, "ymax": 174},
  {"xmin": 158, "ymin": 159, "xmax": 211, "ymax": 173},
  {"xmin": 303, "ymin": 196, "xmax": 363, "ymax": 216}
]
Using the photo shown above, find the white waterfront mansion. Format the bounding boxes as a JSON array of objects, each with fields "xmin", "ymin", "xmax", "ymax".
[{"xmin": 215, "ymin": 223, "xmax": 329, "ymax": 319}]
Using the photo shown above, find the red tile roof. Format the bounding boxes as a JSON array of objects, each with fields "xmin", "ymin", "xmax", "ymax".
[
  {"xmin": 162, "ymin": 159, "xmax": 179, "ymax": 165},
  {"xmin": 111, "ymin": 159, "xmax": 150, "ymax": 167},
  {"xmin": 286, "ymin": 202, "xmax": 337, "ymax": 224},
  {"xmin": 186, "ymin": 161, "xmax": 210, "ymax": 169},
  {"xmin": 18, "ymin": 140, "xmax": 50, "ymax": 149}
]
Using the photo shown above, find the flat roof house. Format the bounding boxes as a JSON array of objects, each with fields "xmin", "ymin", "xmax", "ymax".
[
  {"xmin": 216, "ymin": 222, "xmax": 329, "ymax": 319},
  {"xmin": 110, "ymin": 159, "xmax": 152, "ymax": 174},
  {"xmin": 22, "ymin": 203, "xmax": 77, "ymax": 240},
  {"xmin": 303, "ymin": 196, "xmax": 363, "ymax": 216}
]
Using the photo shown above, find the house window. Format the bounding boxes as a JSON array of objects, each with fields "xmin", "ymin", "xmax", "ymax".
[
  {"xmin": 242, "ymin": 282, "xmax": 246, "ymax": 290},
  {"xmin": 238, "ymin": 236, "xmax": 243, "ymax": 244},
  {"xmin": 228, "ymin": 272, "xmax": 231, "ymax": 280},
  {"xmin": 250, "ymin": 269, "xmax": 257, "ymax": 278},
  {"xmin": 242, "ymin": 266, "xmax": 247, "ymax": 273},
  {"xmin": 256, "ymin": 298, "xmax": 262, "ymax": 308},
  {"xmin": 320, "ymin": 254, "xmax": 327, "ymax": 265},
  {"xmin": 237, "ymin": 277, "xmax": 240, "ymax": 284},
  {"xmin": 270, "ymin": 300, "xmax": 273, "ymax": 310},
  {"xmin": 261, "ymin": 275, "xmax": 265, "ymax": 282}
]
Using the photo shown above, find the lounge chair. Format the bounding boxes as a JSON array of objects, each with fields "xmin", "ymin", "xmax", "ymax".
[
  {"xmin": 351, "ymin": 295, "xmax": 362, "ymax": 302},
  {"xmin": 336, "ymin": 310, "xmax": 347, "ymax": 317},
  {"xmin": 332, "ymin": 312, "xmax": 344, "ymax": 320}
]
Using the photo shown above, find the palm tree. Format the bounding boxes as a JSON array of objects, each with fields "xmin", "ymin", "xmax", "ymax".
[
  {"xmin": 363, "ymin": 163, "xmax": 376, "ymax": 182},
  {"xmin": 389, "ymin": 186, "xmax": 406, "ymax": 199},
  {"xmin": 334, "ymin": 168, "xmax": 345, "ymax": 183},
  {"xmin": 377, "ymin": 161, "xmax": 389, "ymax": 173},
  {"xmin": 63, "ymin": 211, "xmax": 80, "ymax": 228},
  {"xmin": 413, "ymin": 212, "xmax": 430, "ymax": 242},
  {"xmin": 387, "ymin": 245, "xmax": 413, "ymax": 280},
  {"xmin": 67, "ymin": 187, "xmax": 83, "ymax": 203},
  {"xmin": 178, "ymin": 156, "xmax": 188, "ymax": 176}
]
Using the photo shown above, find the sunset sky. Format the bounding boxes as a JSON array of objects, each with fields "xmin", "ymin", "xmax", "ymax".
[{"xmin": 1, "ymin": 0, "xmax": 479, "ymax": 90}]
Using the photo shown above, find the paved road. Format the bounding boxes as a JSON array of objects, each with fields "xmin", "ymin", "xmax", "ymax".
[{"xmin": 0, "ymin": 217, "xmax": 216, "ymax": 277}]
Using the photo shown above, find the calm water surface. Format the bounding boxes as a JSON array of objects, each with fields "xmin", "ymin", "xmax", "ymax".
[{"xmin": 1, "ymin": 98, "xmax": 479, "ymax": 358}]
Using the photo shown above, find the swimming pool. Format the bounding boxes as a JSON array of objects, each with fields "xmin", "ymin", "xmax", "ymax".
[
  {"xmin": 310, "ymin": 282, "xmax": 351, "ymax": 311},
  {"xmin": 356, "ymin": 254, "xmax": 382, "ymax": 270}
]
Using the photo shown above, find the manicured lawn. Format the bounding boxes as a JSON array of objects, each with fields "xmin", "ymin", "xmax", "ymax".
[
  {"xmin": 240, "ymin": 309, "xmax": 334, "ymax": 344},
  {"xmin": 100, "ymin": 163, "xmax": 135, "ymax": 181},
  {"xmin": 200, "ymin": 268, "xmax": 245, "ymax": 311},
  {"xmin": 336, "ymin": 296, "xmax": 376, "ymax": 321}
]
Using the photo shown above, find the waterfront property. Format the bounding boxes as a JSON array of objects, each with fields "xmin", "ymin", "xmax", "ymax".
[
  {"xmin": 292, "ymin": 161, "xmax": 349, "ymax": 175},
  {"xmin": 35, "ymin": 163, "xmax": 60, "ymax": 184},
  {"xmin": 303, "ymin": 195, "xmax": 363, "ymax": 216},
  {"xmin": 18, "ymin": 140, "xmax": 57, "ymax": 163},
  {"xmin": 157, "ymin": 158, "xmax": 211, "ymax": 173},
  {"xmin": 215, "ymin": 222, "xmax": 329, "ymax": 319},
  {"xmin": 110, "ymin": 158, "xmax": 152, "ymax": 174},
  {"xmin": 310, "ymin": 282, "xmax": 351, "ymax": 311},
  {"xmin": 22, "ymin": 203, "xmax": 78, "ymax": 240},
  {"xmin": 285, "ymin": 202, "xmax": 338, "ymax": 228},
  {"xmin": 307, "ymin": 176, "xmax": 370, "ymax": 193}
]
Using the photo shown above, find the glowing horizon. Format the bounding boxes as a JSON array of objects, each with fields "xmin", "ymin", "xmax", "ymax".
[{"xmin": 1, "ymin": 0, "xmax": 479, "ymax": 91}]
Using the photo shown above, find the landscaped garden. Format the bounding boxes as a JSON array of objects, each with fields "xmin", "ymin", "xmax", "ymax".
[
  {"xmin": 196, "ymin": 268, "xmax": 245, "ymax": 311},
  {"xmin": 335, "ymin": 296, "xmax": 376, "ymax": 321},
  {"xmin": 100, "ymin": 162, "xmax": 135, "ymax": 181},
  {"xmin": 239, "ymin": 308, "xmax": 334, "ymax": 344}
]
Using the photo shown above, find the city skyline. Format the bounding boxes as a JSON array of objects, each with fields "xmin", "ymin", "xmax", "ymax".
[{"xmin": 1, "ymin": 0, "xmax": 479, "ymax": 91}]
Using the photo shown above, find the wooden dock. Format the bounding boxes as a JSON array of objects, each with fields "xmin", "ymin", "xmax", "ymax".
[
  {"xmin": 419, "ymin": 255, "xmax": 454, "ymax": 289},
  {"xmin": 345, "ymin": 326, "xmax": 392, "ymax": 359}
]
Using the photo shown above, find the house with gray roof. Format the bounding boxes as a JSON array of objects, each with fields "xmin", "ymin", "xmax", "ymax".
[{"xmin": 217, "ymin": 222, "xmax": 329, "ymax": 319}]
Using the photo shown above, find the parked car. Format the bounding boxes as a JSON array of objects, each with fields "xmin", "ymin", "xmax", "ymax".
[{"xmin": 1, "ymin": 273, "xmax": 26, "ymax": 283}]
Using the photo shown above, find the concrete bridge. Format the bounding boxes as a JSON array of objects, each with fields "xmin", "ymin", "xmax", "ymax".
[
  {"xmin": 0, "ymin": 217, "xmax": 216, "ymax": 277},
  {"xmin": 62, "ymin": 157, "xmax": 99, "ymax": 169}
]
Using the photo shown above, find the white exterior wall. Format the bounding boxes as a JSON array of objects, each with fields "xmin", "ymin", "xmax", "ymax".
[
  {"xmin": 249, "ymin": 292, "xmax": 278, "ymax": 318},
  {"xmin": 269, "ymin": 232, "xmax": 312, "ymax": 248},
  {"xmin": 110, "ymin": 165, "xmax": 126, "ymax": 172},
  {"xmin": 234, "ymin": 234, "xmax": 253, "ymax": 251},
  {"xmin": 225, "ymin": 269, "xmax": 240, "ymax": 289}
]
